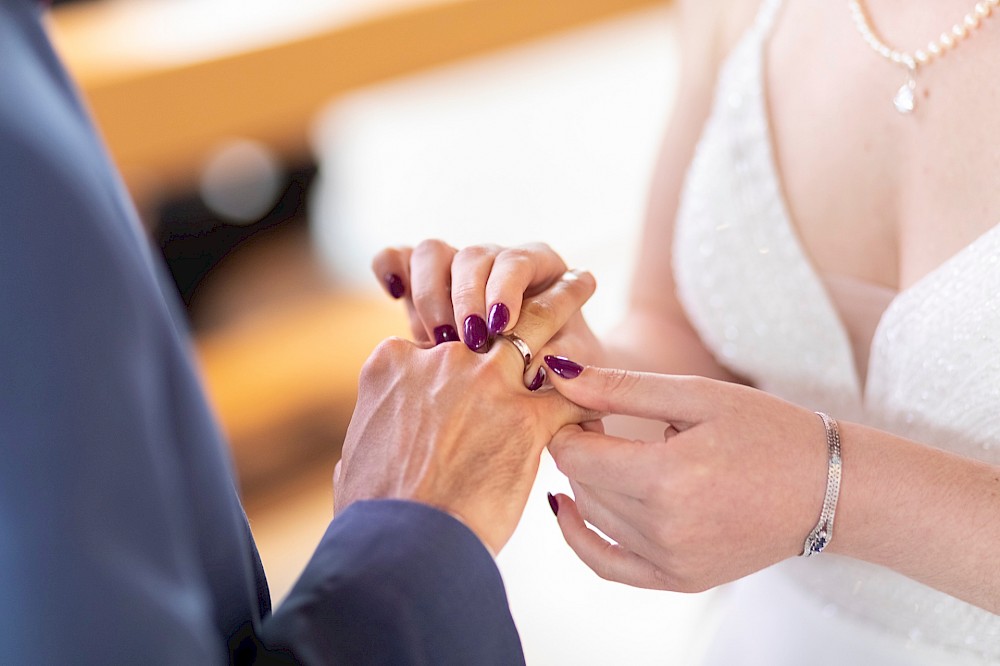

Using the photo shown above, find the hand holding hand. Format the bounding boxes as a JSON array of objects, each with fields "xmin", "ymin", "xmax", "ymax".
[
  {"xmin": 543, "ymin": 360, "xmax": 830, "ymax": 591},
  {"xmin": 372, "ymin": 241, "xmax": 604, "ymax": 385},
  {"xmin": 335, "ymin": 274, "xmax": 600, "ymax": 554}
]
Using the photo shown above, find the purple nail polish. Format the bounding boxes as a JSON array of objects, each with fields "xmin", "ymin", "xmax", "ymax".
[
  {"xmin": 527, "ymin": 367, "xmax": 546, "ymax": 391},
  {"xmin": 385, "ymin": 273, "xmax": 405, "ymax": 299},
  {"xmin": 463, "ymin": 315, "xmax": 488, "ymax": 352},
  {"xmin": 487, "ymin": 303, "xmax": 510, "ymax": 335},
  {"xmin": 434, "ymin": 325, "xmax": 459, "ymax": 345},
  {"xmin": 547, "ymin": 492, "xmax": 559, "ymax": 517},
  {"xmin": 544, "ymin": 355, "xmax": 584, "ymax": 379}
]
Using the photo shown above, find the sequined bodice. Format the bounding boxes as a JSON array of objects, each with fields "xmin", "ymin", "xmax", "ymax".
[{"xmin": 672, "ymin": 0, "xmax": 1000, "ymax": 660}]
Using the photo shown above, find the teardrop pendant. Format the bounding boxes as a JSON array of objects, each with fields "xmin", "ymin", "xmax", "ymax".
[{"xmin": 893, "ymin": 76, "xmax": 916, "ymax": 114}]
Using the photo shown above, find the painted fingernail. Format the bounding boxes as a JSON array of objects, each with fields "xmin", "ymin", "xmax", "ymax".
[
  {"xmin": 527, "ymin": 367, "xmax": 546, "ymax": 392},
  {"xmin": 434, "ymin": 325, "xmax": 459, "ymax": 345},
  {"xmin": 544, "ymin": 355, "xmax": 584, "ymax": 379},
  {"xmin": 385, "ymin": 273, "xmax": 405, "ymax": 299},
  {"xmin": 487, "ymin": 302, "xmax": 510, "ymax": 335},
  {"xmin": 547, "ymin": 492, "xmax": 559, "ymax": 517},
  {"xmin": 463, "ymin": 315, "xmax": 489, "ymax": 352}
]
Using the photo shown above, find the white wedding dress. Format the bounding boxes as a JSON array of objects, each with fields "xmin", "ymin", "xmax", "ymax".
[{"xmin": 672, "ymin": 0, "xmax": 1000, "ymax": 663}]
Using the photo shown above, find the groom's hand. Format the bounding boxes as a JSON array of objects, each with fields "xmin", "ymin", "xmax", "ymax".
[{"xmin": 335, "ymin": 273, "xmax": 601, "ymax": 554}]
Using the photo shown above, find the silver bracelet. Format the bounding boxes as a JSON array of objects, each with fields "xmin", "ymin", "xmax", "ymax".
[{"xmin": 801, "ymin": 412, "xmax": 842, "ymax": 557}]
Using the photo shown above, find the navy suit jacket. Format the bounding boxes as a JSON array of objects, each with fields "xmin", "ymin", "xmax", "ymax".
[{"xmin": 0, "ymin": 1, "xmax": 524, "ymax": 663}]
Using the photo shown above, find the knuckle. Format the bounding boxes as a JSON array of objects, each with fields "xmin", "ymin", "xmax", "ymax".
[
  {"xmin": 413, "ymin": 238, "xmax": 449, "ymax": 258},
  {"xmin": 591, "ymin": 541, "xmax": 626, "ymax": 582},
  {"xmin": 362, "ymin": 337, "xmax": 408, "ymax": 379},
  {"xmin": 521, "ymin": 241, "xmax": 552, "ymax": 254},
  {"xmin": 449, "ymin": 281, "xmax": 482, "ymax": 304},
  {"xmin": 520, "ymin": 296, "xmax": 556, "ymax": 322},
  {"xmin": 642, "ymin": 472, "xmax": 671, "ymax": 502},
  {"xmin": 651, "ymin": 520, "xmax": 678, "ymax": 553},
  {"xmin": 455, "ymin": 243, "xmax": 498, "ymax": 262},
  {"xmin": 502, "ymin": 246, "xmax": 534, "ymax": 263},
  {"xmin": 436, "ymin": 337, "xmax": 470, "ymax": 364},
  {"xmin": 685, "ymin": 374, "xmax": 717, "ymax": 399},
  {"xmin": 682, "ymin": 579, "xmax": 713, "ymax": 594},
  {"xmin": 591, "ymin": 559, "xmax": 615, "ymax": 582},
  {"xmin": 553, "ymin": 279, "xmax": 589, "ymax": 309},
  {"xmin": 408, "ymin": 286, "xmax": 435, "ymax": 307},
  {"xmin": 649, "ymin": 567, "xmax": 678, "ymax": 591},
  {"xmin": 564, "ymin": 269, "xmax": 597, "ymax": 293},
  {"xmin": 432, "ymin": 343, "xmax": 485, "ymax": 385},
  {"xmin": 477, "ymin": 352, "xmax": 510, "ymax": 385},
  {"xmin": 599, "ymin": 368, "xmax": 641, "ymax": 405},
  {"xmin": 497, "ymin": 247, "xmax": 539, "ymax": 274},
  {"xmin": 664, "ymin": 562, "xmax": 708, "ymax": 593},
  {"xmin": 603, "ymin": 367, "xmax": 632, "ymax": 391},
  {"xmin": 486, "ymin": 345, "xmax": 532, "ymax": 390},
  {"xmin": 408, "ymin": 281, "xmax": 443, "ymax": 307},
  {"xmin": 371, "ymin": 246, "xmax": 403, "ymax": 270},
  {"xmin": 682, "ymin": 375, "xmax": 732, "ymax": 413},
  {"xmin": 549, "ymin": 445, "xmax": 575, "ymax": 477},
  {"xmin": 521, "ymin": 242, "xmax": 563, "ymax": 264}
]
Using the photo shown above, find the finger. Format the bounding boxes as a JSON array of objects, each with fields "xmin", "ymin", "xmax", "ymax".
[
  {"xmin": 409, "ymin": 239, "xmax": 460, "ymax": 345},
  {"xmin": 551, "ymin": 494, "xmax": 669, "ymax": 590},
  {"xmin": 485, "ymin": 243, "xmax": 568, "ymax": 335},
  {"xmin": 372, "ymin": 247, "xmax": 429, "ymax": 342},
  {"xmin": 544, "ymin": 362, "xmax": 716, "ymax": 426},
  {"xmin": 404, "ymin": 299, "xmax": 432, "ymax": 344},
  {"xmin": 525, "ymin": 311, "xmax": 586, "ymax": 388},
  {"xmin": 524, "ymin": 364, "xmax": 548, "ymax": 393},
  {"xmin": 482, "ymin": 269, "xmax": 595, "ymax": 394},
  {"xmin": 450, "ymin": 244, "xmax": 501, "ymax": 352},
  {"xmin": 570, "ymin": 481, "xmax": 653, "ymax": 554},
  {"xmin": 495, "ymin": 270, "xmax": 595, "ymax": 379},
  {"xmin": 528, "ymin": 397, "xmax": 604, "ymax": 445},
  {"xmin": 371, "ymin": 246, "xmax": 412, "ymax": 300},
  {"xmin": 548, "ymin": 425, "xmax": 650, "ymax": 495}
]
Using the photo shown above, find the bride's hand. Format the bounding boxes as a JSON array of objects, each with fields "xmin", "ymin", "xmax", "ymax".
[
  {"xmin": 371, "ymin": 240, "xmax": 604, "ymax": 387},
  {"xmin": 541, "ymin": 359, "xmax": 828, "ymax": 592}
]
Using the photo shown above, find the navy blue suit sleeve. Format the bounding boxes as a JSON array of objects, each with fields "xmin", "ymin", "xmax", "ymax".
[{"xmin": 260, "ymin": 501, "xmax": 525, "ymax": 666}]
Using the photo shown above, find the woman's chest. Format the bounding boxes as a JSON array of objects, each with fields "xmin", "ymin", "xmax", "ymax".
[{"xmin": 765, "ymin": 0, "xmax": 1000, "ymax": 296}]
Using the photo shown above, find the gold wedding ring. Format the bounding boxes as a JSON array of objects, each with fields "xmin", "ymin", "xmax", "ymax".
[{"xmin": 499, "ymin": 333, "xmax": 532, "ymax": 371}]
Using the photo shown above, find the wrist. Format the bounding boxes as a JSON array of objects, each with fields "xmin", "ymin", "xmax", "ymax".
[{"xmin": 822, "ymin": 420, "xmax": 881, "ymax": 560}]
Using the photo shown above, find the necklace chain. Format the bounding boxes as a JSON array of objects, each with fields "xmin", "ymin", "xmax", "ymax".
[{"xmin": 848, "ymin": 0, "xmax": 999, "ymax": 113}]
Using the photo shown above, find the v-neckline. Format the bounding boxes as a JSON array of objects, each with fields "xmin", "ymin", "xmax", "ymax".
[{"xmin": 753, "ymin": 0, "xmax": 1000, "ymax": 403}]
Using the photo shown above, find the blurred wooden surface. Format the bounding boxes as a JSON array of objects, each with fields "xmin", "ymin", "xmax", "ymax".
[
  {"xmin": 195, "ymin": 292, "xmax": 406, "ymax": 443},
  {"xmin": 194, "ymin": 289, "xmax": 408, "ymax": 486},
  {"xmin": 49, "ymin": 0, "xmax": 664, "ymax": 195}
]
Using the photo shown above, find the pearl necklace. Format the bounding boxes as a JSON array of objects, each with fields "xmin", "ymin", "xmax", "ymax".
[{"xmin": 849, "ymin": 0, "xmax": 999, "ymax": 114}]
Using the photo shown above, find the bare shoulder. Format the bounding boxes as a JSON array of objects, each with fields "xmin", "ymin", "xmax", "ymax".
[{"xmin": 676, "ymin": 0, "xmax": 767, "ymax": 74}]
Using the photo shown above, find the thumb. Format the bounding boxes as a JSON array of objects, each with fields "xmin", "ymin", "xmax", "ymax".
[{"xmin": 542, "ymin": 356, "xmax": 713, "ymax": 425}]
